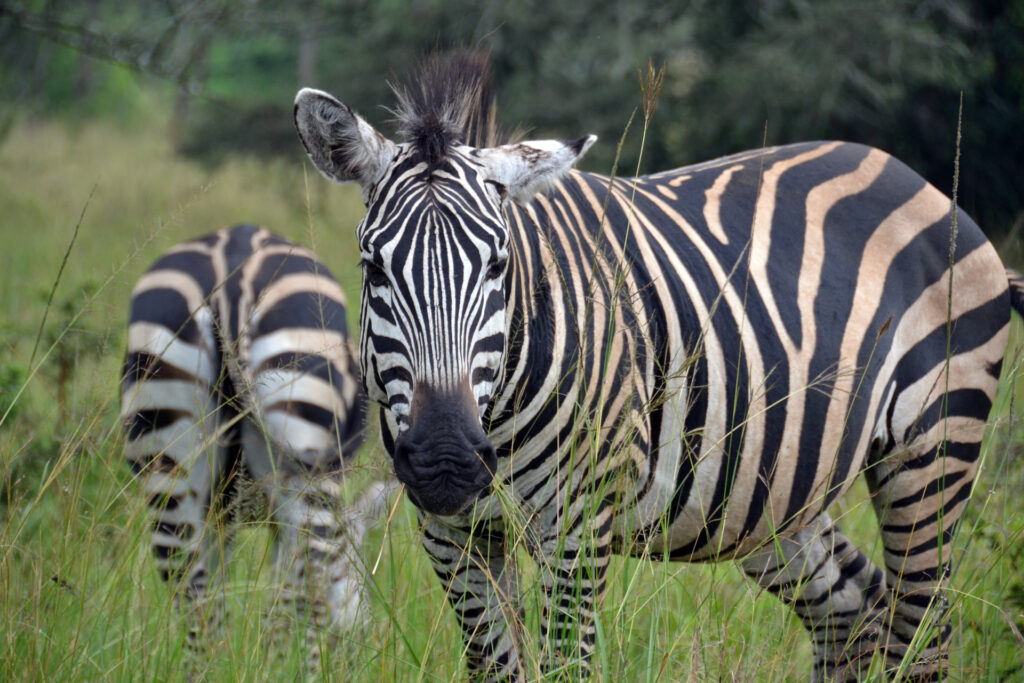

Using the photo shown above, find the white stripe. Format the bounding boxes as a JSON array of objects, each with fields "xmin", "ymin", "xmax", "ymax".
[
  {"xmin": 121, "ymin": 380, "xmax": 212, "ymax": 416},
  {"xmin": 127, "ymin": 318, "xmax": 216, "ymax": 382},
  {"xmin": 262, "ymin": 410, "xmax": 336, "ymax": 455},
  {"xmin": 248, "ymin": 328, "xmax": 348, "ymax": 368},
  {"xmin": 251, "ymin": 369, "xmax": 347, "ymax": 416}
]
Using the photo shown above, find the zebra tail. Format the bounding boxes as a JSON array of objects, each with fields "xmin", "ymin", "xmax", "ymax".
[{"xmin": 1008, "ymin": 268, "xmax": 1024, "ymax": 319}]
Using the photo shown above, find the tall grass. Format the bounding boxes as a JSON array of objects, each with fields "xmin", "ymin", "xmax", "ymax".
[{"xmin": 1, "ymin": 110, "xmax": 1022, "ymax": 681}]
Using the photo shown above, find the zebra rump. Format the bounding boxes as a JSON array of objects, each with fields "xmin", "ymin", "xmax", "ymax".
[{"xmin": 121, "ymin": 224, "xmax": 390, "ymax": 664}]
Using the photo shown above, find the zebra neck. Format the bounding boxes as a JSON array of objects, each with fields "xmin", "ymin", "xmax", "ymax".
[{"xmin": 484, "ymin": 199, "xmax": 588, "ymax": 449}]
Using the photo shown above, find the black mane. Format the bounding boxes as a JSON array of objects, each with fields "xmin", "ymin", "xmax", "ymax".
[{"xmin": 392, "ymin": 51, "xmax": 500, "ymax": 170}]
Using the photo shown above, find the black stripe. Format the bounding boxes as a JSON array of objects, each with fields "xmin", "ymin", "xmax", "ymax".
[
  {"xmin": 770, "ymin": 143, "xmax": 871, "ymax": 348},
  {"xmin": 256, "ymin": 352, "xmax": 339, "ymax": 386},
  {"xmin": 250, "ymin": 252, "xmax": 335, "ymax": 294},
  {"xmin": 221, "ymin": 225, "xmax": 257, "ymax": 342},
  {"xmin": 909, "ymin": 388, "xmax": 994, "ymax": 444},
  {"xmin": 470, "ymin": 331, "xmax": 504, "ymax": 356},
  {"xmin": 147, "ymin": 249, "xmax": 218, "ymax": 294},
  {"xmin": 128, "ymin": 453, "xmax": 178, "ymax": 476},
  {"xmin": 124, "ymin": 409, "xmax": 191, "ymax": 441},
  {"xmin": 873, "ymin": 441, "xmax": 979, "ymax": 490},
  {"xmin": 888, "ymin": 294, "xmax": 1007, "ymax": 438},
  {"xmin": 130, "ymin": 289, "xmax": 201, "ymax": 344},
  {"xmin": 471, "ymin": 366, "xmax": 496, "ymax": 385},
  {"xmin": 122, "ymin": 352, "xmax": 198, "ymax": 387},
  {"xmin": 887, "ymin": 470, "xmax": 968, "ymax": 509},
  {"xmin": 153, "ymin": 520, "xmax": 195, "ymax": 541},
  {"xmin": 882, "ymin": 480, "xmax": 973, "ymax": 535},
  {"xmin": 254, "ymin": 294, "xmax": 349, "ymax": 338},
  {"xmin": 265, "ymin": 400, "xmax": 342, "ymax": 433},
  {"xmin": 146, "ymin": 492, "xmax": 181, "ymax": 511}
]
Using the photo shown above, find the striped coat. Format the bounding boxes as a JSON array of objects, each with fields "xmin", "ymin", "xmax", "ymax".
[{"xmin": 293, "ymin": 55, "xmax": 1023, "ymax": 681}]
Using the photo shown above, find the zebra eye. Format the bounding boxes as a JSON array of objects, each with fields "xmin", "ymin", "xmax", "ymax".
[
  {"xmin": 361, "ymin": 260, "xmax": 390, "ymax": 288},
  {"xmin": 485, "ymin": 256, "xmax": 507, "ymax": 281}
]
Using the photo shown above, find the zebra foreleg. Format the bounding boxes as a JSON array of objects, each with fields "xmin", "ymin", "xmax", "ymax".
[
  {"xmin": 740, "ymin": 513, "xmax": 889, "ymax": 682},
  {"xmin": 422, "ymin": 515, "xmax": 523, "ymax": 681},
  {"xmin": 530, "ymin": 497, "xmax": 614, "ymax": 680}
]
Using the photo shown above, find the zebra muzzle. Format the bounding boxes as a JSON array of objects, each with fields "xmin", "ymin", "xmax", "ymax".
[
  {"xmin": 393, "ymin": 437, "xmax": 497, "ymax": 516},
  {"xmin": 391, "ymin": 428, "xmax": 495, "ymax": 511},
  {"xmin": 391, "ymin": 386, "xmax": 497, "ymax": 516}
]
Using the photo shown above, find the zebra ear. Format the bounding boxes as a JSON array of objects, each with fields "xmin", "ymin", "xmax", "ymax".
[
  {"xmin": 294, "ymin": 88, "xmax": 398, "ymax": 189},
  {"xmin": 479, "ymin": 135, "xmax": 597, "ymax": 205}
]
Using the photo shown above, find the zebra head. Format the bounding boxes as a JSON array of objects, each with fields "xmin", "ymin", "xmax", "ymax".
[{"xmin": 294, "ymin": 60, "xmax": 593, "ymax": 516}]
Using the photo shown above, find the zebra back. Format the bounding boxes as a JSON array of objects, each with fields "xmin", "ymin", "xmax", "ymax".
[{"xmin": 121, "ymin": 225, "xmax": 366, "ymax": 560}]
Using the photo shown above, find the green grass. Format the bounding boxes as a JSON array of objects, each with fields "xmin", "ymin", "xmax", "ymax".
[{"xmin": 1, "ymin": 111, "xmax": 1022, "ymax": 681}]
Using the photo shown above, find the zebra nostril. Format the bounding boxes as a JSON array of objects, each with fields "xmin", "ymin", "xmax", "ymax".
[
  {"xmin": 474, "ymin": 441, "xmax": 497, "ymax": 473},
  {"xmin": 393, "ymin": 438, "xmax": 414, "ymax": 469}
]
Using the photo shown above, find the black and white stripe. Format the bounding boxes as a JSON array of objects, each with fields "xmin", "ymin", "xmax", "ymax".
[
  {"xmin": 294, "ymin": 54, "xmax": 1024, "ymax": 681},
  {"xmin": 121, "ymin": 224, "xmax": 392, "ymax": 667}
]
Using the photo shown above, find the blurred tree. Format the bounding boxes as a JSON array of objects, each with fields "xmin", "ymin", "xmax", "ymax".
[
  {"xmin": 677, "ymin": 0, "xmax": 1024, "ymax": 237},
  {"xmin": 0, "ymin": 0, "xmax": 233, "ymax": 124},
  {"xmin": 1, "ymin": 0, "xmax": 1021, "ymax": 241}
]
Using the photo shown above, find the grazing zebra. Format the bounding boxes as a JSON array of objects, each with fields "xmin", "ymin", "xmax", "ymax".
[
  {"xmin": 121, "ymin": 224, "xmax": 395, "ymax": 665},
  {"xmin": 293, "ymin": 54, "xmax": 1024, "ymax": 681}
]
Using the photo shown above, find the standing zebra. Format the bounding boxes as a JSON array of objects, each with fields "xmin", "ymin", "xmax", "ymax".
[
  {"xmin": 121, "ymin": 224, "xmax": 394, "ymax": 667},
  {"xmin": 294, "ymin": 54, "xmax": 1024, "ymax": 681}
]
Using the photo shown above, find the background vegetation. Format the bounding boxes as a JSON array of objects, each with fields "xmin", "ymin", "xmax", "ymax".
[
  {"xmin": 3, "ymin": 0, "xmax": 1023, "ymax": 254},
  {"xmin": 0, "ymin": 0, "xmax": 1022, "ymax": 680}
]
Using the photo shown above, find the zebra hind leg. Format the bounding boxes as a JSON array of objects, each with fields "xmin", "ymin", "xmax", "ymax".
[
  {"xmin": 126, "ymin": 420, "xmax": 237, "ymax": 659},
  {"xmin": 122, "ymin": 356, "xmax": 237, "ymax": 658},
  {"xmin": 866, "ymin": 321, "xmax": 1004, "ymax": 682},
  {"xmin": 740, "ymin": 513, "xmax": 889, "ymax": 682},
  {"xmin": 866, "ymin": 434, "xmax": 984, "ymax": 681},
  {"xmin": 263, "ymin": 472, "xmax": 382, "ymax": 674}
]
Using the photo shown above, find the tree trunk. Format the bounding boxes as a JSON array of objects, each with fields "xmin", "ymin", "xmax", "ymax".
[{"xmin": 298, "ymin": 21, "xmax": 318, "ymax": 87}]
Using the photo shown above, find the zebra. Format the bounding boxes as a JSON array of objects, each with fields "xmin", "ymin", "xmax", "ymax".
[
  {"xmin": 121, "ymin": 224, "xmax": 396, "ymax": 667},
  {"xmin": 293, "ymin": 54, "xmax": 1024, "ymax": 681}
]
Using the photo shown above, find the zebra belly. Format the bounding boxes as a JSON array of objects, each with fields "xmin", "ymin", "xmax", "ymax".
[
  {"xmin": 617, "ymin": 375, "xmax": 878, "ymax": 562},
  {"xmin": 619, "ymin": 271, "xmax": 904, "ymax": 561}
]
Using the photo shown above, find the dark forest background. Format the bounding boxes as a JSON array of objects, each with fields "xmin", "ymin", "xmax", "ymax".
[{"xmin": 2, "ymin": 0, "xmax": 1022, "ymax": 250}]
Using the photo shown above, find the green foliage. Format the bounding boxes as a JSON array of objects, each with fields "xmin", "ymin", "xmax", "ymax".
[
  {"xmin": 675, "ymin": 0, "xmax": 1024, "ymax": 236},
  {"xmin": 5, "ymin": 0, "xmax": 1021, "ymax": 238},
  {"xmin": 0, "ymin": 26, "xmax": 148, "ymax": 124},
  {"xmin": 204, "ymin": 33, "xmax": 296, "ymax": 104},
  {"xmin": 35, "ymin": 280, "xmax": 105, "ymax": 420},
  {"xmin": 0, "ymin": 359, "xmax": 26, "ymax": 425}
]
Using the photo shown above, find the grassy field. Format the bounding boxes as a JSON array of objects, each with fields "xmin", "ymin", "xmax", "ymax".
[{"xmin": 1, "ymin": 111, "xmax": 1022, "ymax": 682}]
